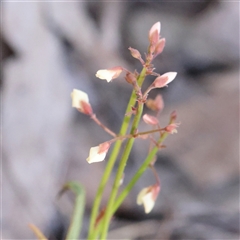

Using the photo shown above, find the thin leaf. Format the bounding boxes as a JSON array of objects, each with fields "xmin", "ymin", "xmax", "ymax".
[{"xmin": 59, "ymin": 181, "xmax": 85, "ymax": 240}]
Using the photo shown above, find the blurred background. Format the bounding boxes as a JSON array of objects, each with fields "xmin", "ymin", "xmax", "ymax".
[{"xmin": 1, "ymin": 1, "xmax": 239, "ymax": 239}]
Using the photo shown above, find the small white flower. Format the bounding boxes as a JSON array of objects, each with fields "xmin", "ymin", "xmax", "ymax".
[
  {"xmin": 71, "ymin": 89, "xmax": 92, "ymax": 115},
  {"xmin": 86, "ymin": 142, "xmax": 110, "ymax": 164},
  {"xmin": 137, "ymin": 185, "xmax": 160, "ymax": 214},
  {"xmin": 96, "ymin": 67, "xmax": 123, "ymax": 82},
  {"xmin": 71, "ymin": 89, "xmax": 89, "ymax": 109}
]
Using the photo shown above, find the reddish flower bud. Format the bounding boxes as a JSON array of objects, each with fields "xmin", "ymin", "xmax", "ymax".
[
  {"xmin": 129, "ymin": 47, "xmax": 141, "ymax": 60},
  {"xmin": 125, "ymin": 72, "xmax": 137, "ymax": 84},
  {"xmin": 81, "ymin": 101, "xmax": 93, "ymax": 115},
  {"xmin": 154, "ymin": 38, "xmax": 165, "ymax": 56},
  {"xmin": 98, "ymin": 142, "xmax": 111, "ymax": 154}
]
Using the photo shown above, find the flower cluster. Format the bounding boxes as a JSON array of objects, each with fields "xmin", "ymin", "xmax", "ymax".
[
  {"xmin": 70, "ymin": 22, "xmax": 180, "ymax": 240},
  {"xmin": 71, "ymin": 22, "xmax": 179, "ymax": 217}
]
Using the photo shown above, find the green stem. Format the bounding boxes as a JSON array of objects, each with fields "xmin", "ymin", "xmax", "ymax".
[
  {"xmin": 93, "ymin": 131, "xmax": 169, "ymax": 236},
  {"xmin": 87, "ymin": 67, "xmax": 146, "ymax": 240},
  {"xmin": 100, "ymin": 101, "xmax": 144, "ymax": 239},
  {"xmin": 113, "ymin": 131, "xmax": 168, "ymax": 212}
]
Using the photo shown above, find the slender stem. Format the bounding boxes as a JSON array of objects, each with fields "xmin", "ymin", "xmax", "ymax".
[
  {"xmin": 112, "ymin": 114, "xmax": 176, "ymax": 213},
  {"xmin": 100, "ymin": 101, "xmax": 144, "ymax": 239},
  {"xmin": 87, "ymin": 101, "xmax": 133, "ymax": 240},
  {"xmin": 93, "ymin": 131, "xmax": 169, "ymax": 236},
  {"xmin": 87, "ymin": 67, "xmax": 147, "ymax": 239},
  {"xmin": 149, "ymin": 165, "xmax": 160, "ymax": 185},
  {"xmin": 113, "ymin": 131, "xmax": 169, "ymax": 212},
  {"xmin": 108, "ymin": 127, "xmax": 165, "ymax": 144},
  {"xmin": 91, "ymin": 114, "xmax": 117, "ymax": 137}
]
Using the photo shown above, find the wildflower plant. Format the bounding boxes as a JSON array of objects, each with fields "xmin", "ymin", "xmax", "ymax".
[{"xmin": 30, "ymin": 22, "xmax": 179, "ymax": 240}]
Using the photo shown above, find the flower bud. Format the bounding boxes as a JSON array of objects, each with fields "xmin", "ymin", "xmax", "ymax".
[
  {"xmin": 96, "ymin": 67, "xmax": 123, "ymax": 82},
  {"xmin": 71, "ymin": 89, "xmax": 93, "ymax": 115},
  {"xmin": 137, "ymin": 184, "xmax": 160, "ymax": 214},
  {"xmin": 143, "ymin": 114, "xmax": 159, "ymax": 125},
  {"xmin": 154, "ymin": 38, "xmax": 165, "ymax": 56},
  {"xmin": 152, "ymin": 75, "xmax": 169, "ymax": 88},
  {"xmin": 125, "ymin": 72, "xmax": 137, "ymax": 84},
  {"xmin": 153, "ymin": 72, "xmax": 177, "ymax": 88},
  {"xmin": 86, "ymin": 142, "xmax": 110, "ymax": 164},
  {"xmin": 128, "ymin": 47, "xmax": 141, "ymax": 60},
  {"xmin": 149, "ymin": 22, "xmax": 161, "ymax": 44},
  {"xmin": 146, "ymin": 94, "xmax": 164, "ymax": 112}
]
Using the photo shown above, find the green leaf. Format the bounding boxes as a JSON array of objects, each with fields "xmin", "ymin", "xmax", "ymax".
[{"xmin": 59, "ymin": 181, "xmax": 85, "ymax": 240}]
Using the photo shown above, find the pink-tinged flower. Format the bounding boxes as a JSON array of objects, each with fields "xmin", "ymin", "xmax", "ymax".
[
  {"xmin": 165, "ymin": 123, "xmax": 180, "ymax": 134},
  {"xmin": 146, "ymin": 94, "xmax": 164, "ymax": 112},
  {"xmin": 153, "ymin": 72, "xmax": 177, "ymax": 88},
  {"xmin": 86, "ymin": 142, "xmax": 110, "ymax": 164},
  {"xmin": 154, "ymin": 38, "xmax": 165, "ymax": 56},
  {"xmin": 143, "ymin": 114, "xmax": 159, "ymax": 125},
  {"xmin": 96, "ymin": 67, "xmax": 123, "ymax": 82},
  {"xmin": 71, "ymin": 89, "xmax": 93, "ymax": 115},
  {"xmin": 137, "ymin": 184, "xmax": 160, "ymax": 214},
  {"xmin": 129, "ymin": 47, "xmax": 141, "ymax": 60},
  {"xmin": 152, "ymin": 75, "xmax": 168, "ymax": 88},
  {"xmin": 149, "ymin": 22, "xmax": 161, "ymax": 44},
  {"xmin": 128, "ymin": 47, "xmax": 144, "ymax": 64}
]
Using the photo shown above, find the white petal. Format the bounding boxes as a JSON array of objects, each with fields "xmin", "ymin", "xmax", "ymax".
[
  {"xmin": 137, "ymin": 187, "xmax": 156, "ymax": 214},
  {"xmin": 161, "ymin": 72, "xmax": 177, "ymax": 85},
  {"xmin": 137, "ymin": 187, "xmax": 149, "ymax": 205},
  {"xmin": 86, "ymin": 146, "xmax": 107, "ymax": 164},
  {"xmin": 71, "ymin": 89, "xmax": 89, "ymax": 109},
  {"xmin": 96, "ymin": 70, "xmax": 114, "ymax": 82},
  {"xmin": 142, "ymin": 192, "xmax": 155, "ymax": 214},
  {"xmin": 149, "ymin": 22, "xmax": 161, "ymax": 38}
]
